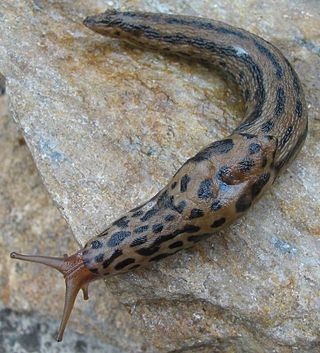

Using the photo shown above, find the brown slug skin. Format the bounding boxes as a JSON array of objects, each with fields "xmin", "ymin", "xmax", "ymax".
[{"xmin": 11, "ymin": 10, "xmax": 308, "ymax": 341}]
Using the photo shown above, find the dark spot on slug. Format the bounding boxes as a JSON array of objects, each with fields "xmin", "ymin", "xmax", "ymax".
[
  {"xmin": 239, "ymin": 71, "xmax": 245, "ymax": 85},
  {"xmin": 131, "ymin": 210, "xmax": 144, "ymax": 218},
  {"xmin": 239, "ymin": 133, "xmax": 255, "ymax": 139},
  {"xmin": 140, "ymin": 206, "xmax": 158, "ymax": 222},
  {"xmin": 236, "ymin": 193, "xmax": 252, "ymax": 212},
  {"xmin": 149, "ymin": 253, "xmax": 172, "ymax": 262},
  {"xmin": 153, "ymin": 233, "xmax": 176, "ymax": 246},
  {"xmin": 238, "ymin": 157, "xmax": 255, "ymax": 172},
  {"xmin": 129, "ymin": 264, "xmax": 141, "ymax": 270},
  {"xmin": 121, "ymin": 11, "xmax": 139, "ymax": 17},
  {"xmin": 188, "ymin": 233, "xmax": 212, "ymax": 243},
  {"xmin": 275, "ymin": 87, "xmax": 285, "ymax": 117},
  {"xmin": 102, "ymin": 249, "xmax": 123, "ymax": 269},
  {"xmin": 279, "ymin": 126, "xmax": 293, "ymax": 148},
  {"xmin": 153, "ymin": 223, "xmax": 164, "ymax": 233},
  {"xmin": 107, "ymin": 231, "xmax": 131, "ymax": 247},
  {"xmin": 130, "ymin": 235, "xmax": 148, "ymax": 247},
  {"xmin": 189, "ymin": 208, "xmax": 204, "ymax": 219},
  {"xmin": 165, "ymin": 214, "xmax": 175, "ymax": 222},
  {"xmin": 286, "ymin": 58, "xmax": 301, "ymax": 95},
  {"xmin": 136, "ymin": 246, "xmax": 160, "ymax": 256},
  {"xmin": 169, "ymin": 241, "xmax": 183, "ymax": 249},
  {"xmin": 180, "ymin": 174, "xmax": 191, "ymax": 192},
  {"xmin": 152, "ymin": 224, "xmax": 201, "ymax": 247},
  {"xmin": 191, "ymin": 139, "xmax": 234, "ymax": 162},
  {"xmin": 163, "ymin": 34, "xmax": 186, "ymax": 43},
  {"xmin": 198, "ymin": 179, "xmax": 214, "ymax": 199},
  {"xmin": 249, "ymin": 143, "xmax": 261, "ymax": 154},
  {"xmin": 217, "ymin": 165, "xmax": 231, "ymax": 180},
  {"xmin": 94, "ymin": 254, "xmax": 104, "ymax": 263},
  {"xmin": 244, "ymin": 89, "xmax": 250, "ymax": 101},
  {"xmin": 275, "ymin": 124, "xmax": 307, "ymax": 172},
  {"xmin": 181, "ymin": 224, "xmax": 200, "ymax": 233},
  {"xmin": 89, "ymin": 268, "xmax": 99, "ymax": 274},
  {"xmin": 175, "ymin": 200, "xmax": 187, "ymax": 213},
  {"xmin": 266, "ymin": 135, "xmax": 276, "ymax": 142},
  {"xmin": 157, "ymin": 190, "xmax": 171, "ymax": 208},
  {"xmin": 112, "ymin": 216, "xmax": 129, "ymax": 228},
  {"xmin": 134, "ymin": 225, "xmax": 149, "ymax": 234},
  {"xmin": 211, "ymin": 217, "xmax": 226, "ymax": 228},
  {"xmin": 158, "ymin": 191, "xmax": 188, "ymax": 214},
  {"xmin": 252, "ymin": 173, "xmax": 271, "ymax": 198},
  {"xmin": 214, "ymin": 26, "xmax": 247, "ymax": 39},
  {"xmin": 254, "ymin": 40, "xmax": 284, "ymax": 79},
  {"xmin": 211, "ymin": 200, "xmax": 222, "ymax": 211},
  {"xmin": 91, "ymin": 240, "xmax": 102, "ymax": 249},
  {"xmin": 115, "ymin": 258, "xmax": 135, "ymax": 271},
  {"xmin": 261, "ymin": 120, "xmax": 274, "ymax": 133},
  {"xmin": 156, "ymin": 16, "xmax": 247, "ymax": 40},
  {"xmin": 261, "ymin": 155, "xmax": 268, "ymax": 168},
  {"xmin": 219, "ymin": 60, "xmax": 227, "ymax": 67},
  {"xmin": 295, "ymin": 100, "xmax": 303, "ymax": 118}
]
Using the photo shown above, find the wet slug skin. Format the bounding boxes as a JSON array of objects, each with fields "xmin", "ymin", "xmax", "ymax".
[{"xmin": 11, "ymin": 10, "xmax": 308, "ymax": 341}]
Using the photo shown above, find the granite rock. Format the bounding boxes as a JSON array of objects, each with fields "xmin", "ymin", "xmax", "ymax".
[
  {"xmin": 0, "ymin": 304, "xmax": 122, "ymax": 353},
  {"xmin": 0, "ymin": 74, "xmax": 135, "ymax": 352},
  {"xmin": 0, "ymin": 1, "xmax": 319, "ymax": 352}
]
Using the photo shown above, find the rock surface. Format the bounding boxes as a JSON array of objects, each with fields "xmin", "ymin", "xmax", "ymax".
[
  {"xmin": 0, "ymin": 77, "xmax": 131, "ymax": 352},
  {"xmin": 0, "ymin": 1, "xmax": 319, "ymax": 352}
]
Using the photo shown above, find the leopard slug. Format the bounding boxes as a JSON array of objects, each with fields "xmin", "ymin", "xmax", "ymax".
[{"xmin": 10, "ymin": 10, "xmax": 308, "ymax": 341}]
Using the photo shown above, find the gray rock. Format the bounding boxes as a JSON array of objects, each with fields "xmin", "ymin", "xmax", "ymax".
[
  {"xmin": 0, "ymin": 304, "xmax": 122, "ymax": 353},
  {"xmin": 0, "ymin": 1, "xmax": 319, "ymax": 352},
  {"xmin": 0, "ymin": 88, "xmax": 139, "ymax": 353}
]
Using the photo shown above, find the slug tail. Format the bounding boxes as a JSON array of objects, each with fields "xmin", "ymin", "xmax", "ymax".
[{"xmin": 10, "ymin": 251, "xmax": 99, "ymax": 341}]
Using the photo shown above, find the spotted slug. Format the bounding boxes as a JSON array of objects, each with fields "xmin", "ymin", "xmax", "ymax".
[{"xmin": 10, "ymin": 10, "xmax": 308, "ymax": 341}]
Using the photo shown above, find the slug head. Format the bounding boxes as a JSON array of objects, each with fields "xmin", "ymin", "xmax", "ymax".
[
  {"xmin": 83, "ymin": 9, "xmax": 127, "ymax": 37},
  {"xmin": 10, "ymin": 250, "xmax": 99, "ymax": 341},
  {"xmin": 83, "ymin": 10, "xmax": 158, "ymax": 39}
]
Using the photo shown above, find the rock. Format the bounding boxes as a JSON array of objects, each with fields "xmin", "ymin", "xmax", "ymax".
[
  {"xmin": 0, "ymin": 304, "xmax": 122, "ymax": 353},
  {"xmin": 0, "ymin": 74, "xmax": 135, "ymax": 352},
  {"xmin": 0, "ymin": 1, "xmax": 319, "ymax": 352}
]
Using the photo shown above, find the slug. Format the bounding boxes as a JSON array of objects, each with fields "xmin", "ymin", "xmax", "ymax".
[{"xmin": 10, "ymin": 10, "xmax": 308, "ymax": 341}]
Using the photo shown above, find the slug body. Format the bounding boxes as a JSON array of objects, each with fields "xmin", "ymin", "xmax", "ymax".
[{"xmin": 11, "ymin": 10, "xmax": 308, "ymax": 341}]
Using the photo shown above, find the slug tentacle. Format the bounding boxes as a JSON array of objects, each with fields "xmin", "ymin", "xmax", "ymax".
[
  {"xmin": 10, "ymin": 251, "xmax": 99, "ymax": 341},
  {"xmin": 11, "ymin": 10, "xmax": 308, "ymax": 341}
]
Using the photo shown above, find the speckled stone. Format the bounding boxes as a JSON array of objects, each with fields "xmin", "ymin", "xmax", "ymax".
[
  {"xmin": 0, "ymin": 75, "xmax": 144, "ymax": 352},
  {"xmin": 0, "ymin": 1, "xmax": 319, "ymax": 352},
  {"xmin": 0, "ymin": 304, "xmax": 122, "ymax": 353}
]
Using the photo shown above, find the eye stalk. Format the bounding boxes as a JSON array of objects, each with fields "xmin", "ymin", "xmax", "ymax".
[{"xmin": 10, "ymin": 250, "xmax": 99, "ymax": 341}]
